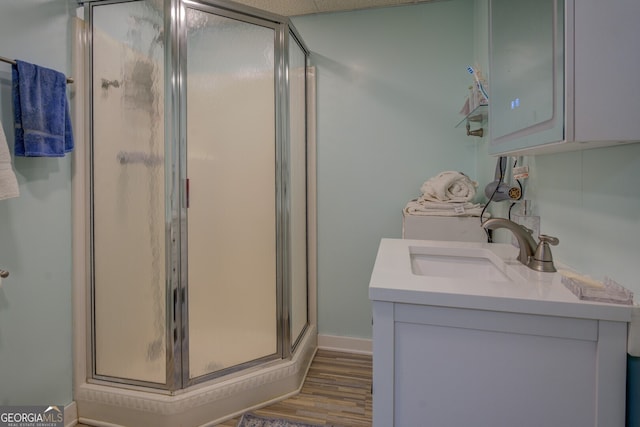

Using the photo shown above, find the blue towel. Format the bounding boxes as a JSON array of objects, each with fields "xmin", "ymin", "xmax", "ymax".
[{"xmin": 12, "ymin": 60, "xmax": 74, "ymax": 157}]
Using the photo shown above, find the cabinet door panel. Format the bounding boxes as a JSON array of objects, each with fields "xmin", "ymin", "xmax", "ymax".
[
  {"xmin": 489, "ymin": 0, "xmax": 640, "ymax": 155},
  {"xmin": 394, "ymin": 321, "xmax": 596, "ymax": 427},
  {"xmin": 491, "ymin": 0, "xmax": 556, "ymax": 139},
  {"xmin": 489, "ymin": 0, "xmax": 565, "ymax": 154}
]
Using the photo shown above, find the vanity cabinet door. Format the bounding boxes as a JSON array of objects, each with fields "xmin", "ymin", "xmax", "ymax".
[
  {"xmin": 372, "ymin": 302, "xmax": 627, "ymax": 427},
  {"xmin": 395, "ymin": 321, "xmax": 596, "ymax": 427},
  {"xmin": 488, "ymin": 0, "xmax": 564, "ymax": 155}
]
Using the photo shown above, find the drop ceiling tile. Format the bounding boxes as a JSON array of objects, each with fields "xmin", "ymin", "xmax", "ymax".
[{"xmin": 231, "ymin": 0, "xmax": 433, "ymax": 16}]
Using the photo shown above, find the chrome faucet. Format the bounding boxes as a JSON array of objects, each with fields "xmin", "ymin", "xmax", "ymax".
[{"xmin": 481, "ymin": 218, "xmax": 559, "ymax": 272}]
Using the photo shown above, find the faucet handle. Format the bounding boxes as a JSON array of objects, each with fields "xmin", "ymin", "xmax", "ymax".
[
  {"xmin": 529, "ymin": 234, "xmax": 559, "ymax": 272},
  {"xmin": 538, "ymin": 234, "xmax": 559, "ymax": 246}
]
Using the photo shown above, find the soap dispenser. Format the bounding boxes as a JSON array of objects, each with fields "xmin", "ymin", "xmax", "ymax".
[{"xmin": 512, "ymin": 200, "xmax": 540, "ymax": 247}]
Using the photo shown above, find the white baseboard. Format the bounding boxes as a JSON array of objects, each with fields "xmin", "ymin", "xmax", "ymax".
[
  {"xmin": 317, "ymin": 334, "xmax": 372, "ymax": 355},
  {"xmin": 65, "ymin": 401, "xmax": 78, "ymax": 427}
]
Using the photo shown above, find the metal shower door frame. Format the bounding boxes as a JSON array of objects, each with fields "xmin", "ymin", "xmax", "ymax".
[
  {"xmin": 86, "ymin": 0, "xmax": 310, "ymax": 393},
  {"xmin": 174, "ymin": 0, "xmax": 288, "ymax": 389}
]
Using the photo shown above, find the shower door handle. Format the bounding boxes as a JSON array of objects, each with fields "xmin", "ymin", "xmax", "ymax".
[
  {"xmin": 172, "ymin": 288, "xmax": 178, "ymax": 343},
  {"xmin": 173, "ymin": 288, "xmax": 177, "ymax": 322},
  {"xmin": 186, "ymin": 178, "xmax": 190, "ymax": 208}
]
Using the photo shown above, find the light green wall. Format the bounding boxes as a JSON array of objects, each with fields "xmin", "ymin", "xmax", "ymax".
[
  {"xmin": 0, "ymin": 1, "xmax": 477, "ymax": 401},
  {"xmin": 293, "ymin": 0, "xmax": 476, "ymax": 339},
  {"xmin": 296, "ymin": 0, "xmax": 640, "ymax": 342},
  {"xmin": 473, "ymin": 0, "xmax": 640, "ymax": 297},
  {"xmin": 2, "ymin": 1, "xmax": 634, "ymax": 404},
  {"xmin": 527, "ymin": 145, "xmax": 640, "ymax": 294},
  {"xmin": 477, "ymin": 141, "xmax": 640, "ymax": 305},
  {"xmin": 0, "ymin": 0, "xmax": 73, "ymax": 405}
]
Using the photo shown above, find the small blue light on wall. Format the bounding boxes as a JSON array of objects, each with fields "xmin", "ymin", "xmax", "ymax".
[{"xmin": 510, "ymin": 98, "xmax": 521, "ymax": 110}]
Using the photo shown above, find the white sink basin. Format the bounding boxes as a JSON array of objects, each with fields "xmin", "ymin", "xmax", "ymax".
[
  {"xmin": 410, "ymin": 253, "xmax": 509, "ymax": 282},
  {"xmin": 409, "ymin": 245, "xmax": 512, "ymax": 282}
]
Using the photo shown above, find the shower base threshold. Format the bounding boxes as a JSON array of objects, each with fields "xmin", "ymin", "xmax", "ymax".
[{"xmin": 75, "ymin": 327, "xmax": 317, "ymax": 427}]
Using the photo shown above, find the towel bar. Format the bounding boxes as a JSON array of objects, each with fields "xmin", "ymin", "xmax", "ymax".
[{"xmin": 0, "ymin": 55, "xmax": 74, "ymax": 84}]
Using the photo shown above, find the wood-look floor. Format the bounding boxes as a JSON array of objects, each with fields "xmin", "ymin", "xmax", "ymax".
[
  {"xmin": 77, "ymin": 350, "xmax": 372, "ymax": 427},
  {"xmin": 218, "ymin": 349, "xmax": 372, "ymax": 426}
]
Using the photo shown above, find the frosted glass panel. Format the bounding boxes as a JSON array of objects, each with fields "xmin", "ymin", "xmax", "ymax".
[
  {"xmin": 186, "ymin": 8, "xmax": 277, "ymax": 379},
  {"xmin": 288, "ymin": 37, "xmax": 308, "ymax": 347},
  {"xmin": 92, "ymin": 1, "xmax": 166, "ymax": 384}
]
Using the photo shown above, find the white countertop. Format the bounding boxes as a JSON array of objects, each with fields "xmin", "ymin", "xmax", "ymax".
[{"xmin": 369, "ymin": 238, "xmax": 632, "ymax": 322}]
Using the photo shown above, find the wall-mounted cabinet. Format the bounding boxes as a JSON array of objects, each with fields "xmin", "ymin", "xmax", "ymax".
[{"xmin": 489, "ymin": 0, "xmax": 640, "ymax": 156}]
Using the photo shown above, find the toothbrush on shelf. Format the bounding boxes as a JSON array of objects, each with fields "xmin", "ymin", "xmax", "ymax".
[{"xmin": 466, "ymin": 65, "xmax": 489, "ymax": 101}]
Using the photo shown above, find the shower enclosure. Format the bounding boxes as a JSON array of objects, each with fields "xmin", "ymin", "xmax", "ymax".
[{"xmin": 77, "ymin": 0, "xmax": 313, "ymax": 423}]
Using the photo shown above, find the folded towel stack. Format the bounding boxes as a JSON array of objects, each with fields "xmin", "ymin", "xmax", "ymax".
[
  {"xmin": 12, "ymin": 60, "xmax": 74, "ymax": 157},
  {"xmin": 404, "ymin": 171, "xmax": 487, "ymax": 217}
]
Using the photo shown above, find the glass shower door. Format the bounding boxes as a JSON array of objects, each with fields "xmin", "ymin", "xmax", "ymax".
[
  {"xmin": 184, "ymin": 6, "xmax": 278, "ymax": 380},
  {"xmin": 89, "ymin": 0, "xmax": 309, "ymax": 392},
  {"xmin": 91, "ymin": 0, "xmax": 167, "ymax": 386}
]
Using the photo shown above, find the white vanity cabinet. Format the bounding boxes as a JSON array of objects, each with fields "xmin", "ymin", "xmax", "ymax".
[
  {"xmin": 372, "ymin": 301, "xmax": 628, "ymax": 427},
  {"xmin": 369, "ymin": 239, "xmax": 632, "ymax": 427},
  {"xmin": 488, "ymin": 0, "xmax": 640, "ymax": 155}
]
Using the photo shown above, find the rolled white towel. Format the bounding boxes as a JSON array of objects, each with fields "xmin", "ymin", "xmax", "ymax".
[
  {"xmin": 0, "ymin": 123, "xmax": 19, "ymax": 201},
  {"xmin": 420, "ymin": 171, "xmax": 477, "ymax": 203}
]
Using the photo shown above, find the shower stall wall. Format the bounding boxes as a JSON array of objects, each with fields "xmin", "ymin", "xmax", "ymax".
[{"xmin": 74, "ymin": 0, "xmax": 316, "ymax": 425}]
